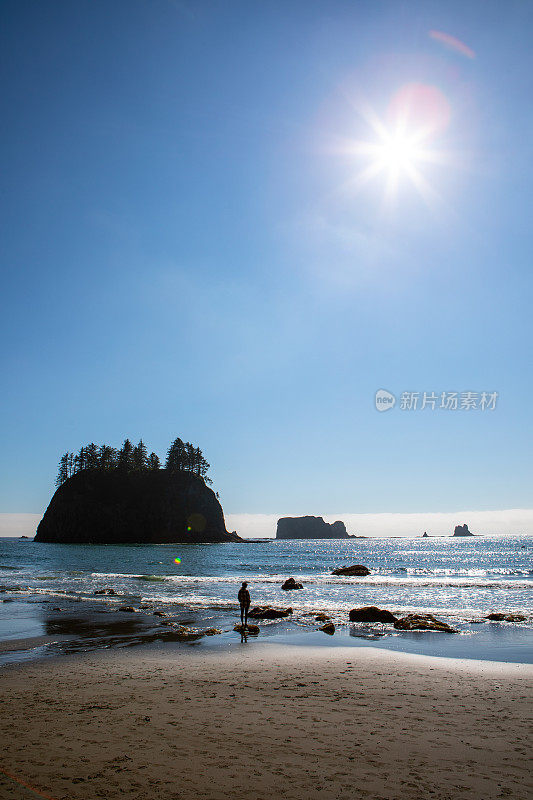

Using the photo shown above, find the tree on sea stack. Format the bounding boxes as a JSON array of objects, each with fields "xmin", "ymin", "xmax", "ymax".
[
  {"xmin": 56, "ymin": 452, "xmax": 74, "ymax": 486},
  {"xmin": 133, "ymin": 439, "xmax": 149, "ymax": 471},
  {"xmin": 148, "ymin": 452, "xmax": 160, "ymax": 470},
  {"xmin": 118, "ymin": 439, "xmax": 135, "ymax": 471}
]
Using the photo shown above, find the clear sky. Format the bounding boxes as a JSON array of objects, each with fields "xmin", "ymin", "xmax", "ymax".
[{"xmin": 1, "ymin": 0, "xmax": 532, "ymax": 529}]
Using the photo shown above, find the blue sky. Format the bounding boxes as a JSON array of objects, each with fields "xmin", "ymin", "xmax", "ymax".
[{"xmin": 1, "ymin": 0, "xmax": 532, "ymax": 527}]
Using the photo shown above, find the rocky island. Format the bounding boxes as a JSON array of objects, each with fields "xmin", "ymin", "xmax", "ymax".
[
  {"xmin": 276, "ymin": 516, "xmax": 353, "ymax": 540},
  {"xmin": 35, "ymin": 436, "xmax": 241, "ymax": 544},
  {"xmin": 453, "ymin": 523, "xmax": 474, "ymax": 536}
]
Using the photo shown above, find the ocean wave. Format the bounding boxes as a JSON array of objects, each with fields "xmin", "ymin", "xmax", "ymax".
[{"xmin": 134, "ymin": 575, "xmax": 169, "ymax": 582}]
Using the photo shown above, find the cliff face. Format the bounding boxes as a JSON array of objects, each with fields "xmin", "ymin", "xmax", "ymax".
[
  {"xmin": 276, "ymin": 516, "xmax": 350, "ymax": 540},
  {"xmin": 35, "ymin": 469, "xmax": 241, "ymax": 544}
]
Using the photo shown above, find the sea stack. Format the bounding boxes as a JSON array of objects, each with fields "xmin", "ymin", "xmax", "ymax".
[
  {"xmin": 276, "ymin": 516, "xmax": 351, "ymax": 540},
  {"xmin": 453, "ymin": 523, "xmax": 474, "ymax": 537},
  {"xmin": 35, "ymin": 469, "xmax": 241, "ymax": 544}
]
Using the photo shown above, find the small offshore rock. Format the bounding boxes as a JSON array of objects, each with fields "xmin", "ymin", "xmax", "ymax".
[
  {"xmin": 281, "ymin": 577, "xmax": 303, "ymax": 591},
  {"xmin": 119, "ymin": 606, "xmax": 137, "ymax": 613},
  {"xmin": 153, "ymin": 611, "xmax": 167, "ymax": 617},
  {"xmin": 394, "ymin": 613, "xmax": 457, "ymax": 633},
  {"xmin": 486, "ymin": 613, "xmax": 526, "ymax": 622},
  {"xmin": 331, "ymin": 564, "xmax": 371, "ymax": 576},
  {"xmin": 349, "ymin": 606, "xmax": 398, "ymax": 623},
  {"xmin": 52, "ymin": 607, "xmax": 63, "ymax": 612},
  {"xmin": 315, "ymin": 612, "xmax": 331, "ymax": 622},
  {"xmin": 234, "ymin": 623, "xmax": 260, "ymax": 634},
  {"xmin": 94, "ymin": 588, "xmax": 117, "ymax": 595},
  {"xmin": 202, "ymin": 627, "xmax": 222, "ymax": 635},
  {"xmin": 249, "ymin": 605, "xmax": 293, "ymax": 619},
  {"xmin": 320, "ymin": 622, "xmax": 335, "ymax": 635}
]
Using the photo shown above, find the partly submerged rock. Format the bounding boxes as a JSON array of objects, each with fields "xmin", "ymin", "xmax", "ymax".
[
  {"xmin": 202, "ymin": 627, "xmax": 222, "ymax": 635},
  {"xmin": 234, "ymin": 624, "xmax": 260, "ymax": 634},
  {"xmin": 486, "ymin": 613, "xmax": 526, "ymax": 622},
  {"xmin": 153, "ymin": 611, "xmax": 167, "ymax": 617},
  {"xmin": 35, "ymin": 469, "xmax": 241, "ymax": 544},
  {"xmin": 332, "ymin": 564, "xmax": 371, "ymax": 576},
  {"xmin": 94, "ymin": 588, "xmax": 117, "ymax": 595},
  {"xmin": 281, "ymin": 577, "xmax": 303, "ymax": 591},
  {"xmin": 118, "ymin": 606, "xmax": 137, "ymax": 613},
  {"xmin": 349, "ymin": 606, "xmax": 398, "ymax": 623},
  {"xmin": 248, "ymin": 605, "xmax": 293, "ymax": 619},
  {"xmin": 394, "ymin": 614, "xmax": 457, "ymax": 633},
  {"xmin": 319, "ymin": 622, "xmax": 335, "ymax": 635},
  {"xmin": 315, "ymin": 612, "xmax": 331, "ymax": 622}
]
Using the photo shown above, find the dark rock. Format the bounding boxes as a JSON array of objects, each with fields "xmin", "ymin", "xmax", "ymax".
[
  {"xmin": 453, "ymin": 523, "xmax": 474, "ymax": 536},
  {"xmin": 332, "ymin": 564, "xmax": 371, "ymax": 576},
  {"xmin": 119, "ymin": 606, "xmax": 137, "ymax": 613},
  {"xmin": 202, "ymin": 628, "xmax": 222, "ymax": 635},
  {"xmin": 248, "ymin": 606, "xmax": 293, "ymax": 619},
  {"xmin": 349, "ymin": 606, "xmax": 398, "ymax": 623},
  {"xmin": 153, "ymin": 611, "xmax": 167, "ymax": 617},
  {"xmin": 52, "ymin": 607, "xmax": 63, "ymax": 611},
  {"xmin": 486, "ymin": 613, "xmax": 526, "ymax": 622},
  {"xmin": 469, "ymin": 619, "xmax": 485, "ymax": 624},
  {"xmin": 281, "ymin": 577, "xmax": 303, "ymax": 591},
  {"xmin": 94, "ymin": 588, "xmax": 118, "ymax": 595},
  {"xmin": 422, "ymin": 532, "xmax": 428, "ymax": 537},
  {"xmin": 2, "ymin": 598, "xmax": 14, "ymax": 602},
  {"xmin": 320, "ymin": 622, "xmax": 335, "ymax": 635},
  {"xmin": 234, "ymin": 624, "xmax": 260, "ymax": 634},
  {"xmin": 276, "ymin": 516, "xmax": 351, "ymax": 540},
  {"xmin": 35, "ymin": 469, "xmax": 241, "ymax": 545},
  {"xmin": 315, "ymin": 612, "xmax": 331, "ymax": 622},
  {"xmin": 394, "ymin": 614, "xmax": 457, "ymax": 633}
]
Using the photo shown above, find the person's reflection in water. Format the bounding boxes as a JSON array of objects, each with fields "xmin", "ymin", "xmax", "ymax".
[{"xmin": 240, "ymin": 628, "xmax": 248, "ymax": 644}]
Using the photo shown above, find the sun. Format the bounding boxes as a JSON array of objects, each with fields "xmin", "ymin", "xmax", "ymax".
[
  {"xmin": 338, "ymin": 83, "xmax": 453, "ymax": 207},
  {"xmin": 373, "ymin": 131, "xmax": 425, "ymax": 173}
]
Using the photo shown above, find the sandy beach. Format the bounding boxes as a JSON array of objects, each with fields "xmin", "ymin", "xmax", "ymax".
[{"xmin": 1, "ymin": 642, "xmax": 531, "ymax": 800}]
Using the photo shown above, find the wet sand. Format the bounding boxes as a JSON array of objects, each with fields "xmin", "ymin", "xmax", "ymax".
[{"xmin": 0, "ymin": 643, "xmax": 531, "ymax": 800}]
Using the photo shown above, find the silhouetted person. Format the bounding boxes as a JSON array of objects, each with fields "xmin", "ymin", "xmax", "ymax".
[{"xmin": 238, "ymin": 581, "xmax": 250, "ymax": 628}]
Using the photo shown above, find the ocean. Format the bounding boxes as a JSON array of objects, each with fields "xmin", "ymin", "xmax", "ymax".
[{"xmin": 1, "ymin": 535, "xmax": 532, "ymax": 664}]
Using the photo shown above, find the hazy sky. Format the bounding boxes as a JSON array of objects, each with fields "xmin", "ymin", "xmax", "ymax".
[{"xmin": 1, "ymin": 0, "xmax": 532, "ymax": 523}]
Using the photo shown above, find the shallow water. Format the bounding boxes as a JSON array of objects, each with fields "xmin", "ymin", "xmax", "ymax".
[{"xmin": 1, "ymin": 535, "xmax": 532, "ymax": 664}]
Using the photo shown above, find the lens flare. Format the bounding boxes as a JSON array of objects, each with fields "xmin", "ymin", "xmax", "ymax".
[
  {"xmin": 429, "ymin": 30, "xmax": 475, "ymax": 60},
  {"xmin": 174, "ymin": 557, "xmax": 181, "ymax": 564}
]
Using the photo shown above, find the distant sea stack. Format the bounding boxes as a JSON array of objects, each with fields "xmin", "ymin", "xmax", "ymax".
[
  {"xmin": 453, "ymin": 523, "xmax": 474, "ymax": 537},
  {"xmin": 35, "ymin": 469, "xmax": 241, "ymax": 544},
  {"xmin": 276, "ymin": 516, "xmax": 351, "ymax": 540}
]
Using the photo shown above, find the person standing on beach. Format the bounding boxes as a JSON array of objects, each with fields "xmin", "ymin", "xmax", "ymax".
[{"xmin": 238, "ymin": 581, "xmax": 251, "ymax": 628}]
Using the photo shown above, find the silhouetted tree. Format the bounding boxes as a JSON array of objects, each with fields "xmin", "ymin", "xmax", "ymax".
[
  {"xmin": 54, "ymin": 435, "xmax": 211, "ymax": 485},
  {"xmin": 56, "ymin": 453, "xmax": 71, "ymax": 486},
  {"xmin": 84, "ymin": 443, "xmax": 99, "ymax": 470},
  {"xmin": 165, "ymin": 437, "xmax": 186, "ymax": 471},
  {"xmin": 117, "ymin": 439, "xmax": 135, "ymax": 471},
  {"xmin": 148, "ymin": 452, "xmax": 160, "ymax": 470},
  {"xmin": 133, "ymin": 439, "xmax": 148, "ymax": 471},
  {"xmin": 74, "ymin": 446, "xmax": 87, "ymax": 473},
  {"xmin": 99, "ymin": 445, "xmax": 117, "ymax": 470}
]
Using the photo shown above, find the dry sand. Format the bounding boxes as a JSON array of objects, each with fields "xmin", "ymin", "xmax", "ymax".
[{"xmin": 0, "ymin": 642, "xmax": 532, "ymax": 800}]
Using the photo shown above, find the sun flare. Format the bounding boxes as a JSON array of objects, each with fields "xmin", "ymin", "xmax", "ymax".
[
  {"xmin": 339, "ymin": 84, "xmax": 453, "ymax": 207},
  {"xmin": 372, "ymin": 131, "xmax": 425, "ymax": 173}
]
